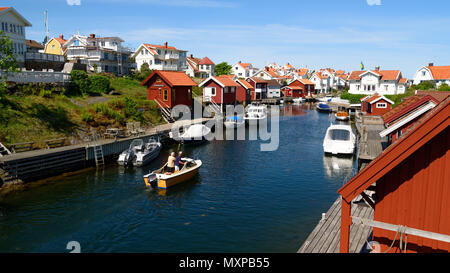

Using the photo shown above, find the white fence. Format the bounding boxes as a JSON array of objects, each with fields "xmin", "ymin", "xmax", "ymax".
[
  {"xmin": 0, "ymin": 70, "xmax": 71, "ymax": 84},
  {"xmin": 25, "ymin": 52, "xmax": 65, "ymax": 62}
]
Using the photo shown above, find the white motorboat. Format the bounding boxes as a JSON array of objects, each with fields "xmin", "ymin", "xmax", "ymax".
[
  {"xmin": 244, "ymin": 103, "xmax": 267, "ymax": 122},
  {"xmin": 293, "ymin": 97, "xmax": 305, "ymax": 104},
  {"xmin": 224, "ymin": 116, "xmax": 245, "ymax": 129},
  {"xmin": 169, "ymin": 124, "xmax": 211, "ymax": 145},
  {"xmin": 134, "ymin": 138, "xmax": 162, "ymax": 167},
  {"xmin": 118, "ymin": 139, "xmax": 142, "ymax": 166},
  {"xmin": 323, "ymin": 124, "xmax": 356, "ymax": 155}
]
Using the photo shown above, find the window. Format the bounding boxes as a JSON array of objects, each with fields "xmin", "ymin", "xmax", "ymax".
[
  {"xmin": 231, "ymin": 87, "xmax": 235, "ymax": 93},
  {"xmin": 376, "ymin": 103, "xmax": 387, "ymax": 108},
  {"xmin": 74, "ymin": 40, "xmax": 80, "ymax": 46},
  {"xmin": 211, "ymin": 87, "xmax": 216, "ymax": 96},
  {"xmin": 163, "ymin": 89, "xmax": 168, "ymax": 101},
  {"xmin": 422, "ymin": 71, "xmax": 426, "ymax": 76},
  {"xmin": 384, "ymin": 85, "xmax": 388, "ymax": 91}
]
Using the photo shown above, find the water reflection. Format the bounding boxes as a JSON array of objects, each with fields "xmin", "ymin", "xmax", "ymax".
[{"xmin": 323, "ymin": 155, "xmax": 354, "ymax": 179}]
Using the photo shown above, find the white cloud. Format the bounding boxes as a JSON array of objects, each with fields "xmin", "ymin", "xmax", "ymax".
[
  {"xmin": 367, "ymin": 0, "xmax": 381, "ymax": 6},
  {"xmin": 66, "ymin": 0, "xmax": 81, "ymax": 5}
]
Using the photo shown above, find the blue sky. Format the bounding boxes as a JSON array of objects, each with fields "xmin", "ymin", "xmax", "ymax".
[{"xmin": 5, "ymin": 0, "xmax": 450, "ymax": 77}]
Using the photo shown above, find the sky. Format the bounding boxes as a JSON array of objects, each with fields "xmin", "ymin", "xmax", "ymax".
[{"xmin": 4, "ymin": 0, "xmax": 450, "ymax": 78}]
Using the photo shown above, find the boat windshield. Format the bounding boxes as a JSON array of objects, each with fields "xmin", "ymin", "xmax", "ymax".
[{"xmin": 330, "ymin": 129, "xmax": 350, "ymax": 141}]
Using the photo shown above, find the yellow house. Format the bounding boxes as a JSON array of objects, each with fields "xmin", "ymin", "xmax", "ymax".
[{"xmin": 44, "ymin": 34, "xmax": 67, "ymax": 55}]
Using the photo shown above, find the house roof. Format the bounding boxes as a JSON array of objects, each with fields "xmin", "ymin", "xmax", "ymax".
[
  {"xmin": 299, "ymin": 79, "xmax": 315, "ymax": 85},
  {"xmin": 352, "ymin": 70, "xmax": 402, "ymax": 81},
  {"xmin": 236, "ymin": 78, "xmax": 254, "ymax": 90},
  {"xmin": 296, "ymin": 68, "xmax": 309, "ymax": 76},
  {"xmin": 338, "ymin": 96, "xmax": 450, "ymax": 202},
  {"xmin": 26, "ymin": 40, "xmax": 44, "ymax": 49},
  {"xmin": 399, "ymin": 78, "xmax": 408, "ymax": 84},
  {"xmin": 248, "ymin": 77, "xmax": 268, "ymax": 84},
  {"xmin": 0, "ymin": 7, "xmax": 32, "ymax": 26},
  {"xmin": 198, "ymin": 57, "xmax": 215, "ymax": 65},
  {"xmin": 382, "ymin": 95, "xmax": 440, "ymax": 124},
  {"xmin": 415, "ymin": 90, "xmax": 450, "ymax": 102},
  {"xmin": 364, "ymin": 94, "xmax": 394, "ymax": 105},
  {"xmin": 238, "ymin": 62, "xmax": 251, "ymax": 71},
  {"xmin": 141, "ymin": 71, "xmax": 197, "ymax": 87},
  {"xmin": 426, "ymin": 65, "xmax": 450, "ymax": 80},
  {"xmin": 144, "ymin": 43, "xmax": 178, "ymax": 50},
  {"xmin": 267, "ymin": 79, "xmax": 281, "ymax": 86},
  {"xmin": 54, "ymin": 37, "xmax": 67, "ymax": 45}
]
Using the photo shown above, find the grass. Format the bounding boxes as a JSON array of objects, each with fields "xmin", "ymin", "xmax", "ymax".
[{"xmin": 0, "ymin": 77, "xmax": 163, "ymax": 148}]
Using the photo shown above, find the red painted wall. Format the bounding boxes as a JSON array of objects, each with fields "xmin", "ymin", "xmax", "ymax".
[
  {"xmin": 363, "ymin": 99, "xmax": 392, "ymax": 116},
  {"xmin": 202, "ymin": 79, "xmax": 236, "ymax": 104},
  {"xmin": 236, "ymin": 85, "xmax": 251, "ymax": 103},
  {"xmin": 373, "ymin": 127, "xmax": 450, "ymax": 253},
  {"xmin": 145, "ymin": 75, "xmax": 192, "ymax": 108}
]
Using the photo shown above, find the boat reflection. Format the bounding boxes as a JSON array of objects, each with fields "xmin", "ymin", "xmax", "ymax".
[{"xmin": 323, "ymin": 155, "xmax": 355, "ymax": 179}]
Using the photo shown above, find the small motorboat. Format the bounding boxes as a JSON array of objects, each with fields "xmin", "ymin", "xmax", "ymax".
[
  {"xmin": 169, "ymin": 124, "xmax": 211, "ymax": 145},
  {"xmin": 323, "ymin": 124, "xmax": 356, "ymax": 155},
  {"xmin": 143, "ymin": 157, "xmax": 202, "ymax": 189},
  {"xmin": 117, "ymin": 139, "xmax": 143, "ymax": 166},
  {"xmin": 134, "ymin": 138, "xmax": 162, "ymax": 167},
  {"xmin": 244, "ymin": 103, "xmax": 267, "ymax": 122},
  {"xmin": 224, "ymin": 116, "xmax": 245, "ymax": 129},
  {"xmin": 293, "ymin": 97, "xmax": 305, "ymax": 104},
  {"xmin": 335, "ymin": 111, "xmax": 349, "ymax": 121},
  {"xmin": 316, "ymin": 102, "xmax": 331, "ymax": 113}
]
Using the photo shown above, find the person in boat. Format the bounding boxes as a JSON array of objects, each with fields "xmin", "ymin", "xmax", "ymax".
[
  {"xmin": 175, "ymin": 151, "xmax": 185, "ymax": 171},
  {"xmin": 166, "ymin": 152, "xmax": 176, "ymax": 173}
]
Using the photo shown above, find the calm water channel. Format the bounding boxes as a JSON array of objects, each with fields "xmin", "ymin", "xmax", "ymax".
[{"xmin": 0, "ymin": 104, "xmax": 357, "ymax": 253}]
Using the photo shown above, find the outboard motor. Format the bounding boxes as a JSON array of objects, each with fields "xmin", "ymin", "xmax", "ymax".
[{"xmin": 124, "ymin": 149, "xmax": 136, "ymax": 166}]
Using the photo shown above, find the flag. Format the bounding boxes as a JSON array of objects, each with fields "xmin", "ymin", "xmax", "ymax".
[{"xmin": 360, "ymin": 62, "xmax": 365, "ymax": 71}]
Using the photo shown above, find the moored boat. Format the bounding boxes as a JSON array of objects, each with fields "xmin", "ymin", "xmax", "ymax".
[
  {"xmin": 169, "ymin": 124, "xmax": 211, "ymax": 145},
  {"xmin": 335, "ymin": 111, "xmax": 349, "ymax": 121},
  {"xmin": 323, "ymin": 124, "xmax": 356, "ymax": 155},
  {"xmin": 244, "ymin": 103, "xmax": 267, "ymax": 122},
  {"xmin": 293, "ymin": 97, "xmax": 305, "ymax": 104},
  {"xmin": 143, "ymin": 157, "xmax": 202, "ymax": 189},
  {"xmin": 134, "ymin": 138, "xmax": 162, "ymax": 167},
  {"xmin": 224, "ymin": 116, "xmax": 245, "ymax": 129},
  {"xmin": 316, "ymin": 102, "xmax": 331, "ymax": 113},
  {"xmin": 117, "ymin": 139, "xmax": 143, "ymax": 166}
]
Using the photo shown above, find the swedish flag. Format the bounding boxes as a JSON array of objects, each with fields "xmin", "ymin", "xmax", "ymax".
[{"xmin": 360, "ymin": 62, "xmax": 365, "ymax": 71}]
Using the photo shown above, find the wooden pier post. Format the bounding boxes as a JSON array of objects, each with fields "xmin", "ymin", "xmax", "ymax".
[{"xmin": 340, "ymin": 198, "xmax": 351, "ymax": 253}]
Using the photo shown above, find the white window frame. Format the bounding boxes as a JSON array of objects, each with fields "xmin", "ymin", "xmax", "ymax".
[
  {"xmin": 211, "ymin": 87, "xmax": 216, "ymax": 96},
  {"xmin": 376, "ymin": 103, "xmax": 387, "ymax": 108}
]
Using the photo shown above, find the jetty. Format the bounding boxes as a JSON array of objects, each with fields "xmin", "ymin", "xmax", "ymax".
[
  {"xmin": 0, "ymin": 118, "xmax": 211, "ymax": 188},
  {"xmin": 355, "ymin": 115, "xmax": 386, "ymax": 170},
  {"xmin": 298, "ymin": 197, "xmax": 373, "ymax": 253}
]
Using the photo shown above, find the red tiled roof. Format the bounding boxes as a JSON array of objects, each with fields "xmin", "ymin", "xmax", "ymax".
[
  {"xmin": 238, "ymin": 62, "xmax": 251, "ymax": 71},
  {"xmin": 415, "ymin": 90, "xmax": 450, "ymax": 102},
  {"xmin": 249, "ymin": 77, "xmax": 268, "ymax": 83},
  {"xmin": 236, "ymin": 78, "xmax": 254, "ymax": 90},
  {"xmin": 54, "ymin": 37, "xmax": 67, "ymax": 45},
  {"xmin": 198, "ymin": 57, "xmax": 215, "ymax": 65},
  {"xmin": 141, "ymin": 71, "xmax": 197, "ymax": 87},
  {"xmin": 349, "ymin": 70, "xmax": 401, "ymax": 81},
  {"xmin": 0, "ymin": 7, "xmax": 11, "ymax": 12},
  {"xmin": 213, "ymin": 75, "xmax": 240, "ymax": 87},
  {"xmin": 382, "ymin": 95, "xmax": 439, "ymax": 124},
  {"xmin": 348, "ymin": 71, "xmax": 365, "ymax": 81},
  {"xmin": 144, "ymin": 43, "xmax": 178, "ymax": 50},
  {"xmin": 26, "ymin": 40, "xmax": 44, "ymax": 49},
  {"xmin": 427, "ymin": 65, "xmax": 450, "ymax": 80},
  {"xmin": 299, "ymin": 79, "xmax": 315, "ymax": 85}
]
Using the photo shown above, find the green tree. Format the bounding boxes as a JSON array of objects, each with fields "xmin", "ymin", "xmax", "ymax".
[
  {"xmin": 438, "ymin": 83, "xmax": 450, "ymax": 91},
  {"xmin": 0, "ymin": 30, "xmax": 18, "ymax": 98},
  {"xmin": 214, "ymin": 62, "xmax": 232, "ymax": 76},
  {"xmin": 411, "ymin": 80, "xmax": 436, "ymax": 91},
  {"xmin": 134, "ymin": 63, "xmax": 153, "ymax": 81}
]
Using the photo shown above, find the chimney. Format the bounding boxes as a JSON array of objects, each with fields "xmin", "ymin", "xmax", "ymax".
[
  {"xmin": 89, "ymin": 33, "xmax": 95, "ymax": 38},
  {"xmin": 428, "ymin": 63, "xmax": 434, "ymax": 67},
  {"xmin": 238, "ymin": 61, "xmax": 241, "ymax": 63},
  {"xmin": 164, "ymin": 42, "xmax": 168, "ymax": 48},
  {"xmin": 190, "ymin": 54, "xmax": 193, "ymax": 58},
  {"xmin": 59, "ymin": 34, "xmax": 64, "ymax": 40},
  {"xmin": 375, "ymin": 66, "xmax": 380, "ymax": 71}
]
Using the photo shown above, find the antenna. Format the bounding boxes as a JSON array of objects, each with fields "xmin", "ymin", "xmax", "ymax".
[{"xmin": 44, "ymin": 9, "xmax": 49, "ymax": 43}]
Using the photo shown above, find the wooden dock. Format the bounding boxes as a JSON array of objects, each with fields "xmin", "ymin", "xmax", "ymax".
[
  {"xmin": 298, "ymin": 197, "xmax": 374, "ymax": 253},
  {"xmin": 356, "ymin": 116, "xmax": 386, "ymax": 167}
]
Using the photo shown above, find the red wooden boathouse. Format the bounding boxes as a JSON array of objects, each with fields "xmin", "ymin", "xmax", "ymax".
[
  {"xmin": 281, "ymin": 79, "xmax": 315, "ymax": 97},
  {"xmin": 361, "ymin": 94, "xmax": 394, "ymax": 116},
  {"xmin": 338, "ymin": 97, "xmax": 450, "ymax": 253},
  {"xmin": 141, "ymin": 70, "xmax": 197, "ymax": 109}
]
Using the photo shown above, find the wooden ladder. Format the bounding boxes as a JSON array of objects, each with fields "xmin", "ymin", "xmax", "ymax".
[{"xmin": 92, "ymin": 133, "xmax": 104, "ymax": 168}]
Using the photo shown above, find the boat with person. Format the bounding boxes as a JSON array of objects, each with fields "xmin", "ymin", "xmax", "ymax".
[
  {"xmin": 169, "ymin": 124, "xmax": 211, "ymax": 145},
  {"xmin": 244, "ymin": 103, "xmax": 267, "ymax": 122},
  {"xmin": 143, "ymin": 157, "xmax": 202, "ymax": 189},
  {"xmin": 293, "ymin": 97, "xmax": 305, "ymax": 104},
  {"xmin": 323, "ymin": 124, "xmax": 356, "ymax": 155},
  {"xmin": 335, "ymin": 111, "xmax": 349, "ymax": 121},
  {"xmin": 224, "ymin": 116, "xmax": 245, "ymax": 129},
  {"xmin": 316, "ymin": 102, "xmax": 332, "ymax": 113}
]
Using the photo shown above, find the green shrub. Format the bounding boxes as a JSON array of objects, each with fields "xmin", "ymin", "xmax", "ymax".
[
  {"xmin": 69, "ymin": 70, "xmax": 91, "ymax": 96},
  {"xmin": 89, "ymin": 75, "xmax": 111, "ymax": 94},
  {"xmin": 340, "ymin": 92, "xmax": 367, "ymax": 104},
  {"xmin": 39, "ymin": 89, "xmax": 52, "ymax": 98},
  {"xmin": 438, "ymin": 83, "xmax": 450, "ymax": 91},
  {"xmin": 81, "ymin": 111, "xmax": 93, "ymax": 122}
]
